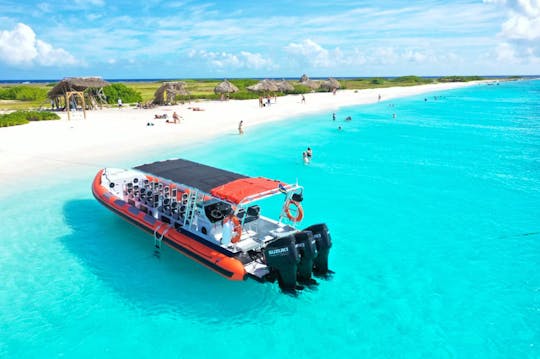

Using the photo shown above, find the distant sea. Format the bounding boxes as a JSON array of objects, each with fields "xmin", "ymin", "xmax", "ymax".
[
  {"xmin": 0, "ymin": 80, "xmax": 538, "ymax": 358},
  {"xmin": 1, "ymin": 75, "xmax": 538, "ymax": 84}
]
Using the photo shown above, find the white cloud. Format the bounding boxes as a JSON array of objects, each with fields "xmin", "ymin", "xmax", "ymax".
[
  {"xmin": 240, "ymin": 51, "xmax": 273, "ymax": 69},
  {"xmin": 189, "ymin": 49, "xmax": 274, "ymax": 70},
  {"xmin": 75, "ymin": 0, "xmax": 104, "ymax": 6},
  {"xmin": 285, "ymin": 39, "xmax": 334, "ymax": 67},
  {"xmin": 486, "ymin": 0, "xmax": 540, "ymax": 62},
  {"xmin": 0, "ymin": 23, "xmax": 77, "ymax": 67}
]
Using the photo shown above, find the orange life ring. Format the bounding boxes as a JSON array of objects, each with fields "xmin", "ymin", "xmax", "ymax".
[
  {"xmin": 229, "ymin": 216, "xmax": 242, "ymax": 243},
  {"xmin": 285, "ymin": 200, "xmax": 304, "ymax": 222}
]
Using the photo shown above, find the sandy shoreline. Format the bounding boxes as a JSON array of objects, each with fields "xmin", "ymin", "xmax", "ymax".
[{"xmin": 0, "ymin": 81, "xmax": 487, "ymax": 184}]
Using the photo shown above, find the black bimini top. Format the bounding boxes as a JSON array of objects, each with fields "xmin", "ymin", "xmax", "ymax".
[{"xmin": 134, "ymin": 159, "xmax": 247, "ymax": 193}]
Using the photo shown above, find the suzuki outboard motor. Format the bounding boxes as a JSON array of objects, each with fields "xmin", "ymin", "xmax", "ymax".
[
  {"xmin": 304, "ymin": 223, "xmax": 332, "ymax": 275},
  {"xmin": 294, "ymin": 231, "xmax": 318, "ymax": 283},
  {"xmin": 264, "ymin": 235, "xmax": 299, "ymax": 290}
]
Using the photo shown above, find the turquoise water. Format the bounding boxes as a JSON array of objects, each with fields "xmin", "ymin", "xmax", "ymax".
[{"xmin": 1, "ymin": 80, "xmax": 539, "ymax": 357}]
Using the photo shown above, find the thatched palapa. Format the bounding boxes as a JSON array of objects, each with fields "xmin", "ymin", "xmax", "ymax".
[
  {"xmin": 275, "ymin": 79, "xmax": 294, "ymax": 93},
  {"xmin": 214, "ymin": 79, "xmax": 239, "ymax": 94},
  {"xmin": 153, "ymin": 82, "xmax": 189, "ymax": 105},
  {"xmin": 298, "ymin": 74, "xmax": 320, "ymax": 90},
  {"xmin": 247, "ymin": 79, "xmax": 279, "ymax": 93},
  {"xmin": 321, "ymin": 77, "xmax": 341, "ymax": 91},
  {"xmin": 47, "ymin": 77, "xmax": 110, "ymax": 109}
]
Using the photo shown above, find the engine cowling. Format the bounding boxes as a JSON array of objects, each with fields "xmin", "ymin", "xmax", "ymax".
[
  {"xmin": 304, "ymin": 223, "xmax": 332, "ymax": 275},
  {"xmin": 264, "ymin": 235, "xmax": 299, "ymax": 290},
  {"xmin": 294, "ymin": 230, "xmax": 318, "ymax": 283}
]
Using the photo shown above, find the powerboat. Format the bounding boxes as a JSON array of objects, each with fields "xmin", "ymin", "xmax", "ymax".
[{"xmin": 92, "ymin": 158, "xmax": 332, "ymax": 291}]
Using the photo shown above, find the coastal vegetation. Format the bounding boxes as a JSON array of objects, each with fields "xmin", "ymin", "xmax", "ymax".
[
  {"xmin": 0, "ymin": 75, "xmax": 492, "ymax": 111},
  {"xmin": 102, "ymin": 83, "xmax": 143, "ymax": 104},
  {"xmin": 0, "ymin": 110, "xmax": 60, "ymax": 127}
]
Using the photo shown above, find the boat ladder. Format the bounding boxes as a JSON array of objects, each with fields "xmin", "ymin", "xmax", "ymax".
[{"xmin": 153, "ymin": 224, "xmax": 171, "ymax": 249}]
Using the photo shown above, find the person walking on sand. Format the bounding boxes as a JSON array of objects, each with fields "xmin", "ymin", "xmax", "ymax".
[
  {"xmin": 172, "ymin": 112, "xmax": 180, "ymax": 124},
  {"xmin": 238, "ymin": 120, "xmax": 244, "ymax": 135},
  {"xmin": 301, "ymin": 94, "xmax": 306, "ymax": 104}
]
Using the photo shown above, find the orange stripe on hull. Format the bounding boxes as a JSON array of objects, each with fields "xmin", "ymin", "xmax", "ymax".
[{"xmin": 92, "ymin": 170, "xmax": 247, "ymax": 281}]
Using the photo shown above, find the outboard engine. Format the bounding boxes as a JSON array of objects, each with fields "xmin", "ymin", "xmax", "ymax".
[
  {"xmin": 304, "ymin": 223, "xmax": 332, "ymax": 275},
  {"xmin": 294, "ymin": 231, "xmax": 318, "ymax": 283},
  {"xmin": 264, "ymin": 235, "xmax": 299, "ymax": 290}
]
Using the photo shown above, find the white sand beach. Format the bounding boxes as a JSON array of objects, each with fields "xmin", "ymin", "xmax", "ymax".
[{"xmin": 0, "ymin": 81, "xmax": 486, "ymax": 184}]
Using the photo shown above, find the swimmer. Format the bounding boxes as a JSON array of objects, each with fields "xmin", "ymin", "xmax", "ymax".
[
  {"xmin": 338, "ymin": 126, "xmax": 342, "ymax": 131},
  {"xmin": 302, "ymin": 151, "xmax": 310, "ymax": 164},
  {"xmin": 306, "ymin": 147, "xmax": 312, "ymax": 159},
  {"xmin": 345, "ymin": 116, "xmax": 352, "ymax": 121}
]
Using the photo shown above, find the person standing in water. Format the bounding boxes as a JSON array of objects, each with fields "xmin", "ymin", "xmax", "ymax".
[
  {"xmin": 302, "ymin": 151, "xmax": 310, "ymax": 164},
  {"xmin": 238, "ymin": 120, "xmax": 244, "ymax": 135},
  {"xmin": 332, "ymin": 112, "xmax": 336, "ymax": 121}
]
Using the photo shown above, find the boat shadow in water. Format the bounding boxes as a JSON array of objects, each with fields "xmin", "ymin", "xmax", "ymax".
[{"xmin": 61, "ymin": 199, "xmax": 283, "ymax": 323}]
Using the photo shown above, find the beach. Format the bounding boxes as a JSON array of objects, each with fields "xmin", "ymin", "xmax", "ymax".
[{"xmin": 0, "ymin": 81, "xmax": 486, "ymax": 184}]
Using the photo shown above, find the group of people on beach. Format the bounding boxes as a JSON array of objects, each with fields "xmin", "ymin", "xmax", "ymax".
[{"xmin": 258, "ymin": 96, "xmax": 275, "ymax": 108}]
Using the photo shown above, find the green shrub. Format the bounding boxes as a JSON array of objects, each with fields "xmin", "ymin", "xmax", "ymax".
[
  {"xmin": 0, "ymin": 110, "xmax": 60, "ymax": 127},
  {"xmin": 392, "ymin": 76, "xmax": 428, "ymax": 83},
  {"xmin": 103, "ymin": 83, "xmax": 142, "ymax": 104},
  {"xmin": 370, "ymin": 78, "xmax": 386, "ymax": 85},
  {"xmin": 289, "ymin": 84, "xmax": 311, "ymax": 94},
  {"xmin": 0, "ymin": 86, "xmax": 48, "ymax": 101},
  {"xmin": 438, "ymin": 76, "xmax": 484, "ymax": 82}
]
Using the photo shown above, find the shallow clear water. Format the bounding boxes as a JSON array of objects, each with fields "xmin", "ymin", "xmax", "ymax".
[{"xmin": 1, "ymin": 80, "xmax": 539, "ymax": 358}]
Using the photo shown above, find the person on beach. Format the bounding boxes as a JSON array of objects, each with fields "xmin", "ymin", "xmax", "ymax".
[
  {"xmin": 378, "ymin": 94, "xmax": 381, "ymax": 102},
  {"xmin": 259, "ymin": 96, "xmax": 263, "ymax": 108},
  {"xmin": 118, "ymin": 98, "xmax": 123, "ymax": 107},
  {"xmin": 332, "ymin": 112, "xmax": 336, "ymax": 121},
  {"xmin": 172, "ymin": 112, "xmax": 181, "ymax": 124},
  {"xmin": 301, "ymin": 94, "xmax": 306, "ymax": 104},
  {"xmin": 238, "ymin": 120, "xmax": 244, "ymax": 135}
]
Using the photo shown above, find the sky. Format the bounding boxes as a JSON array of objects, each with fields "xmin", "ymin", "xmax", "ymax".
[{"xmin": 0, "ymin": 0, "xmax": 539, "ymax": 79}]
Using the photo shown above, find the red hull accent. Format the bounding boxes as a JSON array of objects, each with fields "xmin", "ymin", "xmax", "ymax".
[{"xmin": 92, "ymin": 170, "xmax": 247, "ymax": 281}]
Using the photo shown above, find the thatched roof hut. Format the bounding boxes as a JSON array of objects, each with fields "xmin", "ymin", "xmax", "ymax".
[
  {"xmin": 47, "ymin": 77, "xmax": 110, "ymax": 99},
  {"xmin": 298, "ymin": 74, "xmax": 320, "ymax": 90},
  {"xmin": 247, "ymin": 79, "xmax": 279, "ymax": 93},
  {"xmin": 321, "ymin": 77, "xmax": 341, "ymax": 91},
  {"xmin": 47, "ymin": 77, "xmax": 110, "ymax": 109},
  {"xmin": 275, "ymin": 79, "xmax": 294, "ymax": 93},
  {"xmin": 214, "ymin": 79, "xmax": 239, "ymax": 94},
  {"xmin": 153, "ymin": 82, "xmax": 189, "ymax": 105}
]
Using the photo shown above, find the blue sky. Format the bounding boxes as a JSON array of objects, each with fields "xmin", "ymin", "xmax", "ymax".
[{"xmin": 0, "ymin": 0, "xmax": 539, "ymax": 79}]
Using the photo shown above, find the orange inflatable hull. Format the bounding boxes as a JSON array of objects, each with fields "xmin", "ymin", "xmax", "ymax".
[{"xmin": 92, "ymin": 170, "xmax": 247, "ymax": 281}]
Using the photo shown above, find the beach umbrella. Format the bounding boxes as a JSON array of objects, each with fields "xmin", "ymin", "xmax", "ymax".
[
  {"xmin": 214, "ymin": 79, "xmax": 239, "ymax": 94},
  {"xmin": 247, "ymin": 79, "xmax": 279, "ymax": 93},
  {"xmin": 321, "ymin": 77, "xmax": 341, "ymax": 91},
  {"xmin": 275, "ymin": 79, "xmax": 294, "ymax": 93}
]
